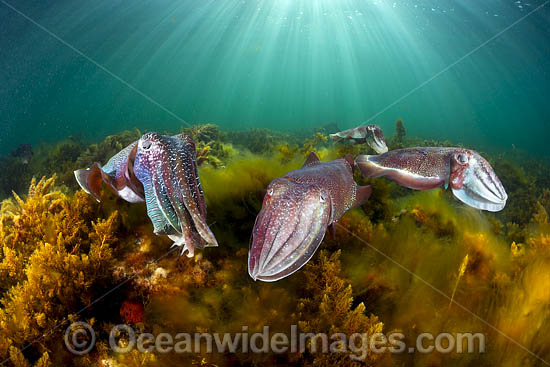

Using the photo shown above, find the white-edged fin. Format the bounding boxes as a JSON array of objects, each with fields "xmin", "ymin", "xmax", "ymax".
[
  {"xmin": 355, "ymin": 155, "xmax": 445, "ymax": 190},
  {"xmin": 74, "ymin": 165, "xmax": 104, "ymax": 202},
  {"xmin": 350, "ymin": 127, "xmax": 367, "ymax": 139},
  {"xmin": 74, "ymin": 169, "xmax": 97, "ymax": 200},
  {"xmin": 117, "ymin": 186, "xmax": 145, "ymax": 203},
  {"xmin": 452, "ymin": 187, "xmax": 506, "ymax": 212}
]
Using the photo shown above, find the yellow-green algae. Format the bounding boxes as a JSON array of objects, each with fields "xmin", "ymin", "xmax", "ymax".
[{"xmin": 0, "ymin": 124, "xmax": 549, "ymax": 366}]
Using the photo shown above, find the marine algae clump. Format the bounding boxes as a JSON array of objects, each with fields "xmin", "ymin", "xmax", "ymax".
[
  {"xmin": 0, "ymin": 176, "xmax": 119, "ymax": 366},
  {"xmin": 1, "ymin": 125, "xmax": 549, "ymax": 367},
  {"xmin": 294, "ymin": 250, "xmax": 385, "ymax": 366}
]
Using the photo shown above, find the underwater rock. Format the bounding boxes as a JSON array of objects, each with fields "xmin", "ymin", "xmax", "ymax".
[
  {"xmin": 74, "ymin": 132, "xmax": 217, "ymax": 257},
  {"xmin": 248, "ymin": 152, "xmax": 372, "ymax": 281},
  {"xmin": 329, "ymin": 124, "xmax": 388, "ymax": 154},
  {"xmin": 356, "ymin": 147, "xmax": 508, "ymax": 212}
]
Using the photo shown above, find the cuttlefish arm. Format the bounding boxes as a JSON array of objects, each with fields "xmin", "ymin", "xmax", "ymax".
[
  {"xmin": 74, "ymin": 142, "xmax": 145, "ymax": 203},
  {"xmin": 330, "ymin": 124, "xmax": 388, "ymax": 154},
  {"xmin": 355, "ymin": 147, "xmax": 508, "ymax": 212},
  {"xmin": 248, "ymin": 152, "xmax": 372, "ymax": 282},
  {"xmin": 154, "ymin": 134, "xmax": 217, "ymax": 255},
  {"xmin": 133, "ymin": 132, "xmax": 218, "ymax": 257}
]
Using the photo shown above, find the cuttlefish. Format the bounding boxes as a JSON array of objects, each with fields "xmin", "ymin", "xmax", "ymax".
[
  {"xmin": 355, "ymin": 147, "xmax": 507, "ymax": 212},
  {"xmin": 74, "ymin": 132, "xmax": 218, "ymax": 257},
  {"xmin": 329, "ymin": 124, "xmax": 388, "ymax": 154},
  {"xmin": 249, "ymin": 152, "xmax": 372, "ymax": 282}
]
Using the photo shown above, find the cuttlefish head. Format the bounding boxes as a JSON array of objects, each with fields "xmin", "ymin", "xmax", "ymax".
[
  {"xmin": 248, "ymin": 177, "xmax": 332, "ymax": 282},
  {"xmin": 449, "ymin": 149, "xmax": 507, "ymax": 212},
  {"xmin": 366, "ymin": 125, "xmax": 388, "ymax": 154}
]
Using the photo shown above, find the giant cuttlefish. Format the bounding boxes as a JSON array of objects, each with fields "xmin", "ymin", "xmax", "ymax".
[
  {"xmin": 74, "ymin": 132, "xmax": 218, "ymax": 257},
  {"xmin": 249, "ymin": 152, "xmax": 372, "ymax": 282},
  {"xmin": 355, "ymin": 147, "xmax": 507, "ymax": 212},
  {"xmin": 329, "ymin": 124, "xmax": 388, "ymax": 154}
]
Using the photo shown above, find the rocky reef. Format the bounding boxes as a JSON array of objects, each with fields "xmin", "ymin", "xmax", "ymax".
[{"xmin": 0, "ymin": 122, "xmax": 549, "ymax": 366}]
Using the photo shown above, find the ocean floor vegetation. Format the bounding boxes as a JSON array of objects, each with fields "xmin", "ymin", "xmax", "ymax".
[{"xmin": 0, "ymin": 122, "xmax": 549, "ymax": 366}]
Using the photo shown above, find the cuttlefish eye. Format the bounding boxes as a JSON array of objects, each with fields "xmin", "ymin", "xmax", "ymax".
[
  {"xmin": 267, "ymin": 188, "xmax": 274, "ymax": 196},
  {"xmin": 455, "ymin": 153, "xmax": 469, "ymax": 165},
  {"xmin": 319, "ymin": 193, "xmax": 326, "ymax": 203},
  {"xmin": 141, "ymin": 140, "xmax": 152, "ymax": 150}
]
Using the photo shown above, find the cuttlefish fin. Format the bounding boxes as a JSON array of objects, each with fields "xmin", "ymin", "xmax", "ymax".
[
  {"xmin": 355, "ymin": 154, "xmax": 445, "ymax": 190},
  {"xmin": 303, "ymin": 152, "xmax": 320, "ymax": 167},
  {"xmin": 344, "ymin": 155, "xmax": 355, "ymax": 170},
  {"xmin": 354, "ymin": 155, "xmax": 387, "ymax": 178},
  {"xmin": 74, "ymin": 163, "xmax": 110, "ymax": 202},
  {"xmin": 354, "ymin": 185, "xmax": 373, "ymax": 207}
]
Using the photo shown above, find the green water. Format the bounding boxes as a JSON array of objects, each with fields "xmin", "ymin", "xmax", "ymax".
[{"xmin": 1, "ymin": 0, "xmax": 549, "ymax": 156}]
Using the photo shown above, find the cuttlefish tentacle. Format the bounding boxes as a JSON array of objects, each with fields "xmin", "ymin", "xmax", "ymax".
[
  {"xmin": 249, "ymin": 152, "xmax": 372, "ymax": 282},
  {"xmin": 355, "ymin": 147, "xmax": 507, "ymax": 212},
  {"xmin": 330, "ymin": 124, "xmax": 388, "ymax": 154}
]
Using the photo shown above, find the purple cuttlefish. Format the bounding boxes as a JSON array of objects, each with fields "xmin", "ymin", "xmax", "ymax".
[
  {"xmin": 355, "ymin": 147, "xmax": 508, "ymax": 212},
  {"xmin": 248, "ymin": 152, "xmax": 372, "ymax": 282},
  {"xmin": 74, "ymin": 132, "xmax": 217, "ymax": 257},
  {"xmin": 329, "ymin": 124, "xmax": 388, "ymax": 154}
]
